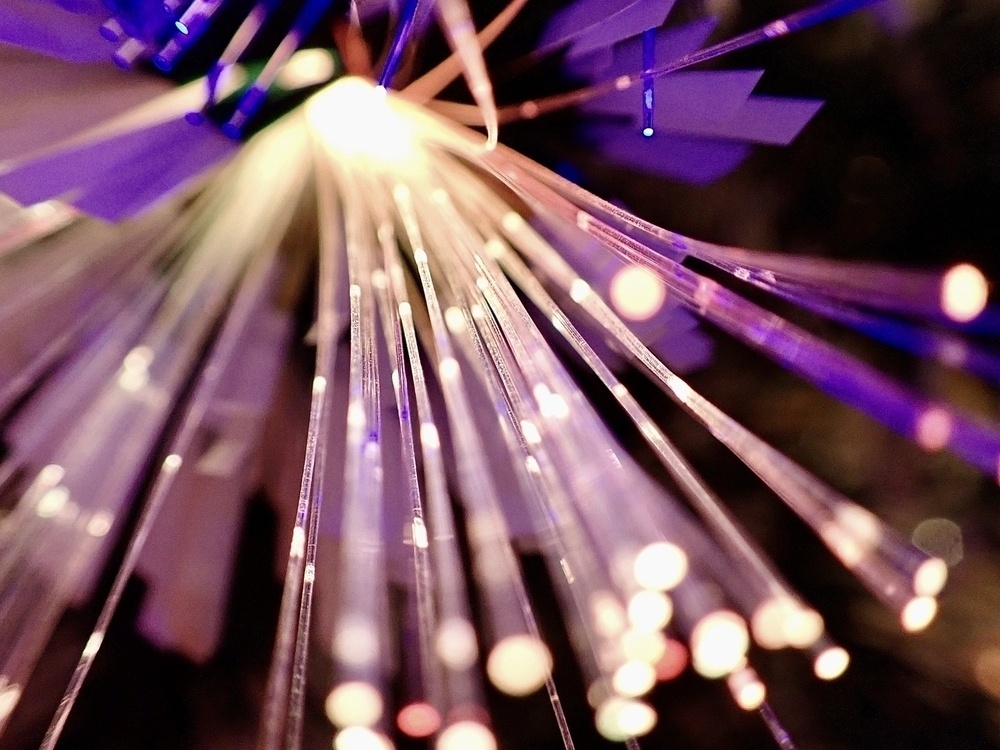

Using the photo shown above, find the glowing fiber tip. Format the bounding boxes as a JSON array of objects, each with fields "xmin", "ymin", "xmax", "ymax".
[
  {"xmin": 486, "ymin": 635, "xmax": 552, "ymax": 696},
  {"xmin": 333, "ymin": 726, "xmax": 394, "ymax": 750},
  {"xmin": 814, "ymin": 646, "xmax": 850, "ymax": 680},
  {"xmin": 610, "ymin": 266, "xmax": 667, "ymax": 321},
  {"xmin": 901, "ymin": 596, "xmax": 938, "ymax": 632},
  {"xmin": 941, "ymin": 263, "xmax": 988, "ymax": 322},
  {"xmin": 396, "ymin": 703, "xmax": 441, "ymax": 738},
  {"xmin": 595, "ymin": 697, "xmax": 658, "ymax": 740},
  {"xmin": 633, "ymin": 542, "xmax": 688, "ymax": 591},
  {"xmin": 913, "ymin": 557, "xmax": 948, "ymax": 597},
  {"xmin": 727, "ymin": 668, "xmax": 767, "ymax": 711},
  {"xmin": 324, "ymin": 681, "xmax": 384, "ymax": 727},
  {"xmin": 436, "ymin": 720, "xmax": 497, "ymax": 750},
  {"xmin": 691, "ymin": 610, "xmax": 750, "ymax": 678}
]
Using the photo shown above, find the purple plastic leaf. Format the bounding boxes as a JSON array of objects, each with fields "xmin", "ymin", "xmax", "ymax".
[
  {"xmin": 583, "ymin": 70, "xmax": 764, "ymax": 124},
  {"xmin": 611, "ymin": 18, "xmax": 718, "ymax": 75},
  {"xmin": 0, "ymin": 118, "xmax": 237, "ymax": 222},
  {"xmin": 539, "ymin": 0, "xmax": 676, "ymax": 56},
  {"xmin": 0, "ymin": 46, "xmax": 174, "ymax": 163},
  {"xmin": 0, "ymin": 0, "xmax": 108, "ymax": 63},
  {"xmin": 586, "ymin": 123, "xmax": 751, "ymax": 184},
  {"xmin": 657, "ymin": 96, "xmax": 824, "ymax": 145},
  {"xmin": 567, "ymin": 0, "xmax": 678, "ymax": 59},
  {"xmin": 355, "ymin": 0, "xmax": 399, "ymax": 22},
  {"xmin": 564, "ymin": 18, "xmax": 716, "ymax": 77}
]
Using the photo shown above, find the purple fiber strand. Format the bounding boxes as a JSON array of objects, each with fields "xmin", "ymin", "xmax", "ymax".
[
  {"xmin": 201, "ymin": 0, "xmax": 279, "ymax": 112},
  {"xmin": 760, "ymin": 703, "xmax": 797, "ymax": 749},
  {"xmin": 488, "ymin": 155, "xmax": 1000, "ymax": 482},
  {"xmin": 223, "ymin": 0, "xmax": 334, "ymax": 135},
  {"xmin": 378, "ymin": 0, "xmax": 421, "ymax": 88},
  {"xmin": 641, "ymin": 28, "xmax": 654, "ymax": 136},
  {"xmin": 152, "ymin": 0, "xmax": 227, "ymax": 71},
  {"xmin": 759, "ymin": 287, "xmax": 1000, "ymax": 389}
]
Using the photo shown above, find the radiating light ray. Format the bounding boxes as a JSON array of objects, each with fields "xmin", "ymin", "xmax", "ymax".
[
  {"xmin": 397, "ymin": 183, "xmax": 548, "ymax": 695},
  {"xmin": 0, "ymin": 116, "xmax": 312, "ymax": 739},
  {"xmin": 688, "ymin": 247, "xmax": 989, "ymax": 325},
  {"xmin": 322, "ymin": 159, "xmax": 393, "ymax": 741},
  {"xmin": 489, "ymin": 234, "xmax": 826, "ymax": 651},
  {"xmin": 381, "ymin": 180, "xmax": 487, "ymax": 729},
  {"xmin": 368, "ymin": 188, "xmax": 444, "ymax": 729},
  {"xmin": 40, "ymin": 161, "xmax": 300, "ymax": 750},
  {"xmin": 451, "ymin": 150, "xmax": 946, "ymax": 627},
  {"xmin": 480, "ymin": 147, "xmax": 1000, "ymax": 483}
]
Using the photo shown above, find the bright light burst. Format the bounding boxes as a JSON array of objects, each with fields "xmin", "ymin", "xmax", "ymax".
[{"xmin": 0, "ymin": 1, "xmax": 995, "ymax": 749}]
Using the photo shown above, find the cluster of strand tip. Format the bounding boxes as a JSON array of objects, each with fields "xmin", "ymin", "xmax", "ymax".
[{"xmin": 256, "ymin": 70, "xmax": 967, "ymax": 749}]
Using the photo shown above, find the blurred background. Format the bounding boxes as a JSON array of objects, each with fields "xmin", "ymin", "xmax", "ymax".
[{"xmin": 6, "ymin": 1, "xmax": 1000, "ymax": 748}]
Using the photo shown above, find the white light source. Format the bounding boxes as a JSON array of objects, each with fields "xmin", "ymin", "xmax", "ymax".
[{"xmin": 307, "ymin": 77, "xmax": 416, "ymax": 163}]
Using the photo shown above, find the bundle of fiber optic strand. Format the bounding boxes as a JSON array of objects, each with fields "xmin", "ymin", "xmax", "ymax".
[{"xmin": 0, "ymin": 1, "xmax": 996, "ymax": 749}]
